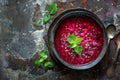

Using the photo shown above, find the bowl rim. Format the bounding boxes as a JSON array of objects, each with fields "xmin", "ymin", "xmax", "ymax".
[{"xmin": 47, "ymin": 8, "xmax": 108, "ymax": 70}]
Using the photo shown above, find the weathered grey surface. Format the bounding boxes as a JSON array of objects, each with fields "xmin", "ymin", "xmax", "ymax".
[
  {"xmin": 0, "ymin": 0, "xmax": 120, "ymax": 80},
  {"xmin": 0, "ymin": 0, "xmax": 37, "ymax": 58}
]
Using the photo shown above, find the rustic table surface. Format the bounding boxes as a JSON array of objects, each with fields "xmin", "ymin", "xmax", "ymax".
[{"xmin": 0, "ymin": 0, "xmax": 120, "ymax": 80}]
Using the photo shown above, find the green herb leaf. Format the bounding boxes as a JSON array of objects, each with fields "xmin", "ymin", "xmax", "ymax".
[
  {"xmin": 35, "ymin": 50, "xmax": 55, "ymax": 68},
  {"xmin": 34, "ymin": 60, "xmax": 41, "ymax": 67},
  {"xmin": 74, "ymin": 37, "xmax": 82, "ymax": 45},
  {"xmin": 39, "ymin": 50, "xmax": 48, "ymax": 61},
  {"xmin": 34, "ymin": 58, "xmax": 46, "ymax": 67},
  {"xmin": 68, "ymin": 35, "xmax": 77, "ymax": 44},
  {"xmin": 40, "ymin": 50, "xmax": 47, "ymax": 57},
  {"xmin": 74, "ymin": 46, "xmax": 83, "ymax": 54},
  {"xmin": 43, "ymin": 14, "xmax": 51, "ymax": 24},
  {"xmin": 48, "ymin": 3, "xmax": 58, "ymax": 15},
  {"xmin": 68, "ymin": 34, "xmax": 83, "ymax": 55},
  {"xmin": 44, "ymin": 62, "xmax": 54, "ymax": 68},
  {"xmin": 69, "ymin": 44, "xmax": 77, "ymax": 48},
  {"xmin": 68, "ymin": 35, "xmax": 82, "ymax": 45},
  {"xmin": 39, "ymin": 58, "xmax": 45, "ymax": 63},
  {"xmin": 42, "ymin": 55, "xmax": 48, "ymax": 60}
]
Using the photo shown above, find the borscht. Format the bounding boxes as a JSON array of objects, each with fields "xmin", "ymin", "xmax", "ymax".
[{"xmin": 54, "ymin": 16, "xmax": 104, "ymax": 66}]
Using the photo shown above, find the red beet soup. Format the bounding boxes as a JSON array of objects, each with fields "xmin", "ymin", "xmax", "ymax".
[{"xmin": 54, "ymin": 16, "xmax": 104, "ymax": 66}]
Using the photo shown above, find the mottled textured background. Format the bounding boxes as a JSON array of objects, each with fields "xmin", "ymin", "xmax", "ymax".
[{"xmin": 0, "ymin": 0, "xmax": 120, "ymax": 80}]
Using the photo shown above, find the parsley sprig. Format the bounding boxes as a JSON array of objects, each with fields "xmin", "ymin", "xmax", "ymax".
[{"xmin": 68, "ymin": 35, "xmax": 83, "ymax": 54}]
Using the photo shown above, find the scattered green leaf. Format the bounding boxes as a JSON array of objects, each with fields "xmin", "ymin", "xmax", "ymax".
[
  {"xmin": 40, "ymin": 50, "xmax": 48, "ymax": 59},
  {"xmin": 43, "ymin": 14, "xmax": 51, "ymax": 24},
  {"xmin": 39, "ymin": 58, "xmax": 46, "ymax": 63},
  {"xmin": 48, "ymin": 3, "xmax": 58, "ymax": 15},
  {"xmin": 34, "ymin": 58, "xmax": 45, "ymax": 67},
  {"xmin": 34, "ymin": 50, "xmax": 55, "ymax": 68},
  {"xmin": 44, "ymin": 62, "xmax": 55, "ymax": 68},
  {"xmin": 74, "ymin": 46, "xmax": 83, "ymax": 54},
  {"xmin": 42, "ymin": 55, "xmax": 48, "ymax": 61},
  {"xmin": 40, "ymin": 50, "xmax": 47, "ymax": 54},
  {"xmin": 34, "ymin": 60, "xmax": 41, "ymax": 67},
  {"xmin": 42, "ymin": 3, "xmax": 58, "ymax": 24}
]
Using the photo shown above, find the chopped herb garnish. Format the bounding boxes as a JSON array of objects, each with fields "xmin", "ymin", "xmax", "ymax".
[
  {"xmin": 69, "ymin": 44, "xmax": 77, "ymax": 48},
  {"xmin": 74, "ymin": 37, "xmax": 82, "ymax": 45},
  {"xmin": 68, "ymin": 35, "xmax": 77, "ymax": 44},
  {"xmin": 74, "ymin": 46, "xmax": 83, "ymax": 54},
  {"xmin": 68, "ymin": 35, "xmax": 83, "ymax": 54}
]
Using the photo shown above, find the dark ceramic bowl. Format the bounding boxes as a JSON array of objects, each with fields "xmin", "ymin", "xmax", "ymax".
[{"xmin": 47, "ymin": 9, "xmax": 108, "ymax": 70}]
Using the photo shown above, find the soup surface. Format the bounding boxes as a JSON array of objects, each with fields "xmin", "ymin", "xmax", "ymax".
[{"xmin": 54, "ymin": 16, "xmax": 104, "ymax": 65}]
